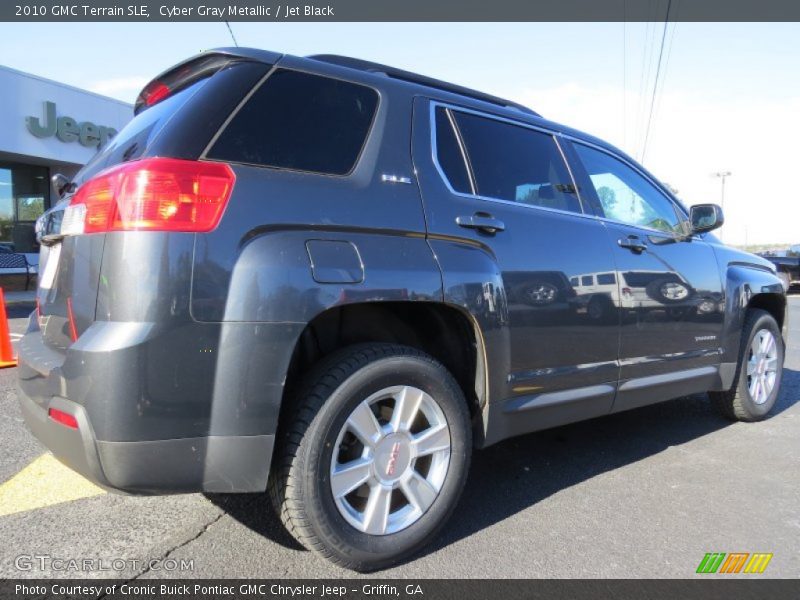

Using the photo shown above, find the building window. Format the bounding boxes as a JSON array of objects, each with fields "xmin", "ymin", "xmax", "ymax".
[{"xmin": 0, "ymin": 161, "xmax": 50, "ymax": 253}]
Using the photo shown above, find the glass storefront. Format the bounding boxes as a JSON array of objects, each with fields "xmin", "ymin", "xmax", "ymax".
[{"xmin": 0, "ymin": 161, "xmax": 50, "ymax": 253}]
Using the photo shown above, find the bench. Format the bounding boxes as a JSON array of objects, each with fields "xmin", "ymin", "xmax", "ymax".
[{"xmin": 0, "ymin": 252, "xmax": 35, "ymax": 291}]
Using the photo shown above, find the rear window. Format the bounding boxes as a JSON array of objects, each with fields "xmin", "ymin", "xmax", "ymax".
[
  {"xmin": 622, "ymin": 272, "xmax": 664, "ymax": 287},
  {"xmin": 74, "ymin": 79, "xmax": 208, "ymax": 186},
  {"xmin": 208, "ymin": 69, "xmax": 379, "ymax": 176}
]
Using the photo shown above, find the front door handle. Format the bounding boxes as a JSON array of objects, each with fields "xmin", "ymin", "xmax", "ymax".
[
  {"xmin": 456, "ymin": 214, "xmax": 506, "ymax": 234},
  {"xmin": 618, "ymin": 235, "xmax": 647, "ymax": 254}
]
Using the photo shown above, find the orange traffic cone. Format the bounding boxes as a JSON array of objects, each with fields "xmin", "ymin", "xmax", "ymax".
[{"xmin": 0, "ymin": 288, "xmax": 18, "ymax": 368}]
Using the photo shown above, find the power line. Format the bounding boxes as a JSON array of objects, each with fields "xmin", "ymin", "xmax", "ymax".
[
  {"xmin": 622, "ymin": 8, "xmax": 626, "ymax": 150},
  {"xmin": 640, "ymin": 0, "xmax": 672, "ymax": 163},
  {"xmin": 650, "ymin": 18, "xmax": 678, "ymax": 145},
  {"xmin": 224, "ymin": 21, "xmax": 239, "ymax": 47},
  {"xmin": 634, "ymin": 16, "xmax": 655, "ymax": 160},
  {"xmin": 635, "ymin": 0, "xmax": 665, "ymax": 161}
]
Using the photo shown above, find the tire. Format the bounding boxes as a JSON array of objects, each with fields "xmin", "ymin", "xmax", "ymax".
[
  {"xmin": 709, "ymin": 309, "xmax": 784, "ymax": 421},
  {"xmin": 645, "ymin": 277, "xmax": 691, "ymax": 304},
  {"xmin": 268, "ymin": 343, "xmax": 472, "ymax": 571},
  {"xmin": 587, "ymin": 295, "xmax": 615, "ymax": 323}
]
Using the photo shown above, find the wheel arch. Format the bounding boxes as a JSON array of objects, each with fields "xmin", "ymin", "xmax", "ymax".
[
  {"xmin": 722, "ymin": 263, "xmax": 788, "ymax": 362},
  {"xmin": 278, "ymin": 300, "xmax": 489, "ymax": 446}
]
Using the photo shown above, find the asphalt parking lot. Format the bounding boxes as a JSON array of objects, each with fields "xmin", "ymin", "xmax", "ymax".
[{"xmin": 1, "ymin": 301, "xmax": 798, "ymax": 580}]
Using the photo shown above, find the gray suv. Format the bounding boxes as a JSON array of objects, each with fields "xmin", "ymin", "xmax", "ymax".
[{"xmin": 18, "ymin": 48, "xmax": 787, "ymax": 571}]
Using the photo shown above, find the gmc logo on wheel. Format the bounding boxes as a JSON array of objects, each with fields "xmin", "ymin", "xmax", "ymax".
[{"xmin": 385, "ymin": 442, "xmax": 401, "ymax": 477}]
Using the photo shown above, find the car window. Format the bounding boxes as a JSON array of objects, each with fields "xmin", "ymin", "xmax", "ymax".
[
  {"xmin": 449, "ymin": 111, "xmax": 581, "ymax": 214},
  {"xmin": 623, "ymin": 271, "xmax": 665, "ymax": 286},
  {"xmin": 581, "ymin": 275, "xmax": 594, "ymax": 286},
  {"xmin": 597, "ymin": 273, "xmax": 616, "ymax": 285},
  {"xmin": 573, "ymin": 143, "xmax": 681, "ymax": 234},
  {"xmin": 209, "ymin": 69, "xmax": 378, "ymax": 175},
  {"xmin": 434, "ymin": 108, "xmax": 472, "ymax": 194}
]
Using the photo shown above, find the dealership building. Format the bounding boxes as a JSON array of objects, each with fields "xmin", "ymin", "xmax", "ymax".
[{"xmin": 0, "ymin": 65, "xmax": 131, "ymax": 256}]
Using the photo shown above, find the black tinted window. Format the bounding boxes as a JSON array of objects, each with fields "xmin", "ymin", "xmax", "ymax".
[
  {"xmin": 453, "ymin": 112, "xmax": 581, "ymax": 213},
  {"xmin": 597, "ymin": 273, "xmax": 616, "ymax": 285},
  {"xmin": 434, "ymin": 108, "xmax": 472, "ymax": 194},
  {"xmin": 209, "ymin": 70, "xmax": 378, "ymax": 175}
]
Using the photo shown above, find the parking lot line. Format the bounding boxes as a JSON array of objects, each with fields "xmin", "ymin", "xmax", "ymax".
[{"xmin": 0, "ymin": 453, "xmax": 105, "ymax": 518}]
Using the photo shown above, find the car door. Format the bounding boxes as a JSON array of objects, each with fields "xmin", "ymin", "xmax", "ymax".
[
  {"xmin": 565, "ymin": 140, "xmax": 725, "ymax": 412},
  {"xmin": 412, "ymin": 99, "xmax": 621, "ymax": 426}
]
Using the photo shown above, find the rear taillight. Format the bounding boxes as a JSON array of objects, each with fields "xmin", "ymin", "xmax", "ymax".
[
  {"xmin": 62, "ymin": 158, "xmax": 235, "ymax": 235},
  {"xmin": 48, "ymin": 408, "xmax": 78, "ymax": 429}
]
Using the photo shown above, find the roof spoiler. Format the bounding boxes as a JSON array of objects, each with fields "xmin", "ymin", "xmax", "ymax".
[{"xmin": 134, "ymin": 49, "xmax": 281, "ymax": 115}]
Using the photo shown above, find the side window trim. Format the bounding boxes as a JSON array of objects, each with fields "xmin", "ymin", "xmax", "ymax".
[
  {"xmin": 444, "ymin": 108, "xmax": 478, "ymax": 195},
  {"xmin": 429, "ymin": 100, "xmax": 588, "ymax": 216},
  {"xmin": 566, "ymin": 138, "xmax": 687, "ymax": 236}
]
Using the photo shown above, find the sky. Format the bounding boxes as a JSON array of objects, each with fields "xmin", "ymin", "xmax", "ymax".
[{"xmin": 1, "ymin": 22, "xmax": 798, "ymax": 246}]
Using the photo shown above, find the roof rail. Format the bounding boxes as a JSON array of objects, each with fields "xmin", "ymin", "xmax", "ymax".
[{"xmin": 308, "ymin": 54, "xmax": 540, "ymax": 117}]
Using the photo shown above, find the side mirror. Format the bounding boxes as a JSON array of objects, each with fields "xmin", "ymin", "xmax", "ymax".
[{"xmin": 690, "ymin": 204, "xmax": 724, "ymax": 234}]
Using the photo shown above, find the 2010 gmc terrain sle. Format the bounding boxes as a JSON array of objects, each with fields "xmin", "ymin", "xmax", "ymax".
[{"xmin": 18, "ymin": 48, "xmax": 787, "ymax": 571}]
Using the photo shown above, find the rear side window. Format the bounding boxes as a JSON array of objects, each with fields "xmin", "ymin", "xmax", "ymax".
[
  {"xmin": 450, "ymin": 111, "xmax": 581, "ymax": 214},
  {"xmin": 208, "ymin": 69, "xmax": 378, "ymax": 175},
  {"xmin": 597, "ymin": 273, "xmax": 616, "ymax": 285}
]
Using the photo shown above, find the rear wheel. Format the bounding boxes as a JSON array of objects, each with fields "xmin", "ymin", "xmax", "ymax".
[
  {"xmin": 710, "ymin": 309, "xmax": 783, "ymax": 421},
  {"xmin": 269, "ymin": 343, "xmax": 472, "ymax": 571}
]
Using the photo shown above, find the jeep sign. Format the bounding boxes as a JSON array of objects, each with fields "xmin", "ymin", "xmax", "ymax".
[{"xmin": 26, "ymin": 101, "xmax": 118, "ymax": 148}]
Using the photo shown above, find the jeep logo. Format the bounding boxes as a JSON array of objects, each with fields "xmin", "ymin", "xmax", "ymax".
[{"xmin": 26, "ymin": 101, "xmax": 118, "ymax": 149}]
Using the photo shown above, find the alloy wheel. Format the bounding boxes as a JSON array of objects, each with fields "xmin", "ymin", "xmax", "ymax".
[
  {"xmin": 746, "ymin": 329, "xmax": 779, "ymax": 405},
  {"xmin": 330, "ymin": 385, "xmax": 451, "ymax": 535}
]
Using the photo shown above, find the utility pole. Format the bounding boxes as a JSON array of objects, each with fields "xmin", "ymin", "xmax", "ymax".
[{"xmin": 712, "ymin": 171, "xmax": 732, "ymax": 241}]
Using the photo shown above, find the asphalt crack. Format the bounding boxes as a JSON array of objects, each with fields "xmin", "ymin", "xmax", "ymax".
[{"xmin": 96, "ymin": 507, "xmax": 228, "ymax": 597}]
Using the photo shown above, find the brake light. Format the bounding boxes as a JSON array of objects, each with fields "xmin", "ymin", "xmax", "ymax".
[
  {"xmin": 63, "ymin": 158, "xmax": 235, "ymax": 235},
  {"xmin": 48, "ymin": 408, "xmax": 78, "ymax": 429},
  {"xmin": 142, "ymin": 81, "xmax": 171, "ymax": 106}
]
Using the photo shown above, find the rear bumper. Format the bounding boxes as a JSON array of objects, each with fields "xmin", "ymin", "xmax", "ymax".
[
  {"xmin": 16, "ymin": 320, "xmax": 283, "ymax": 494},
  {"xmin": 18, "ymin": 386, "xmax": 274, "ymax": 494}
]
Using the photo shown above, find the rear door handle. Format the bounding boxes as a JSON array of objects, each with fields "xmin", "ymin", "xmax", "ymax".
[
  {"xmin": 456, "ymin": 214, "xmax": 506, "ymax": 234},
  {"xmin": 618, "ymin": 235, "xmax": 647, "ymax": 253}
]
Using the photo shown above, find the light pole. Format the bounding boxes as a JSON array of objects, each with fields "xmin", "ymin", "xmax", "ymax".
[{"xmin": 712, "ymin": 171, "xmax": 732, "ymax": 240}]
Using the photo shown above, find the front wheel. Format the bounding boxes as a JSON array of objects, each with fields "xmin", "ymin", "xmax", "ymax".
[
  {"xmin": 710, "ymin": 309, "xmax": 784, "ymax": 421},
  {"xmin": 269, "ymin": 344, "xmax": 472, "ymax": 571}
]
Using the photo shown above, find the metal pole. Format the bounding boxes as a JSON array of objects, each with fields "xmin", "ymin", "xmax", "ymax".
[
  {"xmin": 711, "ymin": 171, "xmax": 732, "ymax": 242},
  {"xmin": 721, "ymin": 174, "xmax": 726, "ymax": 211}
]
